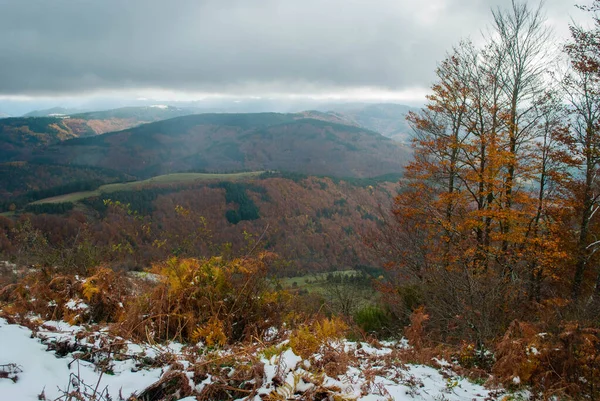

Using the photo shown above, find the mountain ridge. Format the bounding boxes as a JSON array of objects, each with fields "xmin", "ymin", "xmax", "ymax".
[{"xmin": 31, "ymin": 112, "xmax": 410, "ymax": 178}]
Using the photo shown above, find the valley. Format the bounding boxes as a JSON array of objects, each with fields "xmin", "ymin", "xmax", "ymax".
[{"xmin": 0, "ymin": 106, "xmax": 408, "ymax": 285}]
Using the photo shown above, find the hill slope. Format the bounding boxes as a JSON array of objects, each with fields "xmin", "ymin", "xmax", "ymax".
[
  {"xmin": 0, "ymin": 117, "xmax": 92, "ymax": 161},
  {"xmin": 0, "ymin": 106, "xmax": 198, "ymax": 162},
  {"xmin": 321, "ymin": 103, "xmax": 419, "ymax": 143},
  {"xmin": 2, "ymin": 173, "xmax": 399, "ymax": 273},
  {"xmin": 33, "ymin": 113, "xmax": 410, "ymax": 178},
  {"xmin": 0, "ymin": 162, "xmax": 133, "ymax": 210}
]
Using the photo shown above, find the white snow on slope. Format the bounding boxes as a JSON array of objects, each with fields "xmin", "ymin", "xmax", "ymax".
[
  {"xmin": 0, "ymin": 319, "xmax": 162, "ymax": 400},
  {"xmin": 0, "ymin": 318, "xmax": 503, "ymax": 401}
]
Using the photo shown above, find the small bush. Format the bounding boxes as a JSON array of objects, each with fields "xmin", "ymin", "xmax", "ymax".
[
  {"xmin": 353, "ymin": 304, "xmax": 393, "ymax": 336},
  {"xmin": 493, "ymin": 320, "xmax": 600, "ymax": 399},
  {"xmin": 289, "ymin": 316, "xmax": 348, "ymax": 359},
  {"xmin": 117, "ymin": 252, "xmax": 288, "ymax": 344},
  {"xmin": 404, "ymin": 306, "xmax": 429, "ymax": 350},
  {"xmin": 81, "ymin": 267, "xmax": 128, "ymax": 322},
  {"xmin": 0, "ymin": 266, "xmax": 128, "ymax": 324}
]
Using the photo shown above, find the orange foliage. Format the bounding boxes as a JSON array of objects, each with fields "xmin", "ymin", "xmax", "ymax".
[
  {"xmin": 493, "ymin": 320, "xmax": 600, "ymax": 399},
  {"xmin": 116, "ymin": 252, "xmax": 288, "ymax": 344}
]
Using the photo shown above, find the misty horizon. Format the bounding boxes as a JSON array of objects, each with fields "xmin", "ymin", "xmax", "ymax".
[{"xmin": 0, "ymin": 0, "xmax": 588, "ymax": 116}]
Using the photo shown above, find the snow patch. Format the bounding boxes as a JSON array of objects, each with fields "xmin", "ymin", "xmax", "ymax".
[{"xmin": 0, "ymin": 317, "xmax": 507, "ymax": 400}]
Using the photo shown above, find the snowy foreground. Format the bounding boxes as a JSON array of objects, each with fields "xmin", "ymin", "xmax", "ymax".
[{"xmin": 0, "ymin": 318, "xmax": 507, "ymax": 401}]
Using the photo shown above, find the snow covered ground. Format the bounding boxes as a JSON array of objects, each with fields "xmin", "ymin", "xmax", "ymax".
[
  {"xmin": 0, "ymin": 319, "xmax": 163, "ymax": 400},
  {"xmin": 0, "ymin": 318, "xmax": 505, "ymax": 400}
]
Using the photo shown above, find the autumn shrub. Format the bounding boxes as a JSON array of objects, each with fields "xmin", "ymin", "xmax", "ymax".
[
  {"xmin": 493, "ymin": 320, "xmax": 600, "ymax": 399},
  {"xmin": 288, "ymin": 316, "xmax": 348, "ymax": 359},
  {"xmin": 81, "ymin": 267, "xmax": 129, "ymax": 322},
  {"xmin": 319, "ymin": 345, "xmax": 351, "ymax": 377},
  {"xmin": 287, "ymin": 315, "xmax": 352, "ymax": 378},
  {"xmin": 117, "ymin": 252, "xmax": 289, "ymax": 344},
  {"xmin": 404, "ymin": 306, "xmax": 429, "ymax": 350},
  {"xmin": 0, "ymin": 268, "xmax": 80, "ymax": 322},
  {"xmin": 0, "ymin": 266, "xmax": 128, "ymax": 324}
]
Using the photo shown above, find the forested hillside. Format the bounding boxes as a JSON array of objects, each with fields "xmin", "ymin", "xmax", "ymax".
[
  {"xmin": 30, "ymin": 113, "xmax": 410, "ymax": 178},
  {"xmin": 0, "ymin": 174, "xmax": 396, "ymax": 275},
  {"xmin": 0, "ymin": 110, "xmax": 410, "ymax": 213},
  {"xmin": 0, "ymin": 162, "xmax": 133, "ymax": 211},
  {"xmin": 0, "ymin": 106, "xmax": 197, "ymax": 162}
]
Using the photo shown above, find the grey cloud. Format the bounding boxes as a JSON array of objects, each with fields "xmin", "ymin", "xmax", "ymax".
[{"xmin": 0, "ymin": 0, "xmax": 583, "ymax": 96}]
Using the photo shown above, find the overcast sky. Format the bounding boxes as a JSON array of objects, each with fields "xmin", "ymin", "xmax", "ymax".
[{"xmin": 0, "ymin": 0, "xmax": 590, "ymax": 108}]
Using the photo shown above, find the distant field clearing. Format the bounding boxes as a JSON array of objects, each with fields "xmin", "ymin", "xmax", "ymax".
[
  {"xmin": 31, "ymin": 171, "xmax": 264, "ymax": 204},
  {"xmin": 281, "ymin": 269, "xmax": 360, "ymax": 291}
]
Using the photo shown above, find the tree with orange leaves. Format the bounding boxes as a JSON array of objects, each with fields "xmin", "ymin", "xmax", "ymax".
[
  {"xmin": 384, "ymin": 1, "xmax": 574, "ymax": 345},
  {"xmin": 563, "ymin": 0, "xmax": 600, "ymax": 301}
]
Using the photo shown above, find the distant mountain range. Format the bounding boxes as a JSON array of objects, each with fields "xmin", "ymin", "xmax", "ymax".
[
  {"xmin": 0, "ymin": 106, "xmax": 200, "ymax": 161},
  {"xmin": 23, "ymin": 107, "xmax": 91, "ymax": 117},
  {"xmin": 9, "ymin": 102, "xmax": 418, "ymax": 140},
  {"xmin": 317, "ymin": 103, "xmax": 418, "ymax": 143},
  {"xmin": 0, "ymin": 105, "xmax": 414, "ymax": 204},
  {"xmin": 30, "ymin": 113, "xmax": 410, "ymax": 178}
]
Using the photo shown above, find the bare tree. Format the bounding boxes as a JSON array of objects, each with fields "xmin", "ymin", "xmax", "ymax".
[
  {"xmin": 489, "ymin": 0, "xmax": 554, "ymax": 275},
  {"xmin": 562, "ymin": 2, "xmax": 600, "ymax": 299}
]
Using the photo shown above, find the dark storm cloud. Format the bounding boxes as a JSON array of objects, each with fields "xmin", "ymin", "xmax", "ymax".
[{"xmin": 0, "ymin": 0, "xmax": 583, "ymax": 96}]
